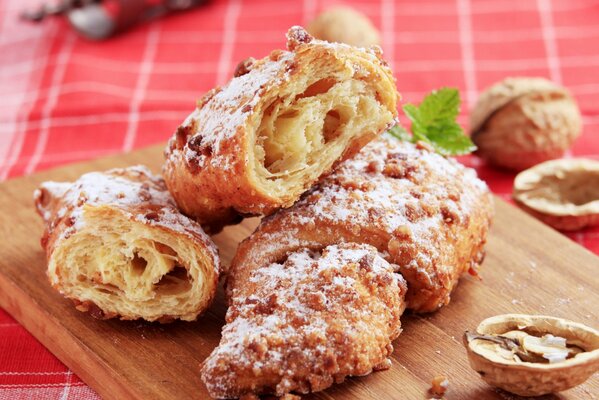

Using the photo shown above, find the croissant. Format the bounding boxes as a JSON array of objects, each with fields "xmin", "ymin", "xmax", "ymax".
[
  {"xmin": 201, "ymin": 243, "xmax": 407, "ymax": 398},
  {"xmin": 163, "ymin": 26, "xmax": 398, "ymax": 232},
  {"xmin": 34, "ymin": 166, "xmax": 220, "ymax": 322},
  {"xmin": 230, "ymin": 137, "xmax": 494, "ymax": 313}
]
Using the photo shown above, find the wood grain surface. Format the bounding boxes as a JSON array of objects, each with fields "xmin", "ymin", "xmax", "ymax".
[{"xmin": 0, "ymin": 145, "xmax": 597, "ymax": 400}]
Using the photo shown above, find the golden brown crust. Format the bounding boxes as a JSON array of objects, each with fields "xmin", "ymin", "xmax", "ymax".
[
  {"xmin": 229, "ymin": 137, "xmax": 494, "ymax": 313},
  {"xmin": 34, "ymin": 166, "xmax": 220, "ymax": 322},
  {"xmin": 201, "ymin": 243, "xmax": 406, "ymax": 398},
  {"xmin": 163, "ymin": 26, "xmax": 398, "ymax": 232}
]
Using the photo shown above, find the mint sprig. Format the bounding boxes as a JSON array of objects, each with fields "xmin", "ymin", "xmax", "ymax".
[{"xmin": 388, "ymin": 88, "xmax": 476, "ymax": 156}]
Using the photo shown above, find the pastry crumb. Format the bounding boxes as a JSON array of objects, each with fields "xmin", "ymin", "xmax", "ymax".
[
  {"xmin": 467, "ymin": 264, "xmax": 482, "ymax": 280},
  {"xmin": 429, "ymin": 375, "xmax": 449, "ymax": 398}
]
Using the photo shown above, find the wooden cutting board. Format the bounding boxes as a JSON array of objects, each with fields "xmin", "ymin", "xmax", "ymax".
[{"xmin": 0, "ymin": 145, "xmax": 597, "ymax": 400}]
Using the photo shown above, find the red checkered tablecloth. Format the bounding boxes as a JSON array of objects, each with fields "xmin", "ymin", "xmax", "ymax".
[{"xmin": 1, "ymin": 0, "xmax": 598, "ymax": 398}]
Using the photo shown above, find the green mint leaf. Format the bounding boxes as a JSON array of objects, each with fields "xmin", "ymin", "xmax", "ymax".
[
  {"xmin": 423, "ymin": 120, "xmax": 477, "ymax": 156},
  {"xmin": 390, "ymin": 87, "xmax": 476, "ymax": 156},
  {"xmin": 415, "ymin": 87, "xmax": 460, "ymax": 124}
]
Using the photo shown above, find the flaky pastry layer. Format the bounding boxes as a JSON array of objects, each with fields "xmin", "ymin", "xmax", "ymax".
[
  {"xmin": 163, "ymin": 26, "xmax": 398, "ymax": 232},
  {"xmin": 34, "ymin": 166, "xmax": 220, "ymax": 322}
]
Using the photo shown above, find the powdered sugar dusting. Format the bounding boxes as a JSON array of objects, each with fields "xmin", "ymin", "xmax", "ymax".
[
  {"xmin": 287, "ymin": 137, "xmax": 488, "ymax": 269},
  {"xmin": 235, "ymin": 136, "xmax": 493, "ymax": 312},
  {"xmin": 287, "ymin": 25, "xmax": 385, "ymax": 61},
  {"xmin": 59, "ymin": 166, "xmax": 172, "ymax": 212},
  {"xmin": 176, "ymin": 51, "xmax": 295, "ymax": 171},
  {"xmin": 202, "ymin": 243, "xmax": 406, "ymax": 398},
  {"xmin": 34, "ymin": 166, "xmax": 218, "ymax": 269}
]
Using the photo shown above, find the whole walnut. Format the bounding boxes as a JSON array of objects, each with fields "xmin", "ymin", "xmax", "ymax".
[
  {"xmin": 470, "ymin": 77, "xmax": 582, "ymax": 171},
  {"xmin": 307, "ymin": 7, "xmax": 380, "ymax": 47}
]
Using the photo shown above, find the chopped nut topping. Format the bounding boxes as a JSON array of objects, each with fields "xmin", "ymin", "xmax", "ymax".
[{"xmin": 234, "ymin": 57, "xmax": 256, "ymax": 77}]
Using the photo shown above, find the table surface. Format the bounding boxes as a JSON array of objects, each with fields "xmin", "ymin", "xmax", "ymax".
[
  {"xmin": 1, "ymin": 0, "xmax": 598, "ymax": 398},
  {"xmin": 1, "ymin": 147, "xmax": 598, "ymax": 399}
]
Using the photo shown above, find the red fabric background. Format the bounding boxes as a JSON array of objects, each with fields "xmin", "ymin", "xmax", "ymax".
[{"xmin": 1, "ymin": 0, "xmax": 598, "ymax": 397}]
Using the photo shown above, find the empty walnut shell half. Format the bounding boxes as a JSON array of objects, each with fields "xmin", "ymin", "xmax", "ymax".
[
  {"xmin": 464, "ymin": 314, "xmax": 599, "ymax": 397},
  {"xmin": 513, "ymin": 158, "xmax": 599, "ymax": 231},
  {"xmin": 470, "ymin": 77, "xmax": 582, "ymax": 171}
]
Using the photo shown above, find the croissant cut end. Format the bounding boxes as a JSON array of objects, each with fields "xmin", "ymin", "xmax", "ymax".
[
  {"xmin": 49, "ymin": 206, "xmax": 216, "ymax": 322},
  {"xmin": 249, "ymin": 44, "xmax": 396, "ymax": 200}
]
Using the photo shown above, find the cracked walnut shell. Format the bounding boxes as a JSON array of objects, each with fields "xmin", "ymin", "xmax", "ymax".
[
  {"xmin": 470, "ymin": 77, "xmax": 582, "ymax": 171},
  {"xmin": 513, "ymin": 158, "xmax": 599, "ymax": 231},
  {"xmin": 464, "ymin": 314, "xmax": 599, "ymax": 397},
  {"xmin": 307, "ymin": 7, "xmax": 380, "ymax": 47}
]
